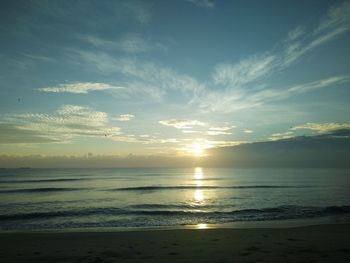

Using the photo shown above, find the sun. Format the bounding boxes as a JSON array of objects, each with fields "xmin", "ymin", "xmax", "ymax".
[
  {"xmin": 187, "ymin": 141, "xmax": 211, "ymax": 157},
  {"xmin": 191, "ymin": 143, "xmax": 205, "ymax": 156}
]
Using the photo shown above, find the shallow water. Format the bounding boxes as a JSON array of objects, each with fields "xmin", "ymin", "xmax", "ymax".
[{"xmin": 0, "ymin": 167, "xmax": 349, "ymax": 231}]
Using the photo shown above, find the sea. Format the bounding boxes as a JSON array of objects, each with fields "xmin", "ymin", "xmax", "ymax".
[{"xmin": 1, "ymin": 167, "xmax": 350, "ymax": 231}]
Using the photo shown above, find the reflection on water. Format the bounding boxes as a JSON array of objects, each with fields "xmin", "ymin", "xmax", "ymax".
[
  {"xmin": 2, "ymin": 167, "xmax": 350, "ymax": 231},
  {"xmin": 195, "ymin": 180, "xmax": 203, "ymax": 187},
  {"xmin": 194, "ymin": 167, "xmax": 203, "ymax": 180},
  {"xmin": 193, "ymin": 167, "xmax": 205, "ymax": 204},
  {"xmin": 194, "ymin": 189, "xmax": 204, "ymax": 203}
]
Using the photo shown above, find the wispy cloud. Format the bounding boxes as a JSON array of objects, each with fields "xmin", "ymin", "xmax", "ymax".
[
  {"xmin": 76, "ymin": 51, "xmax": 204, "ymax": 100},
  {"xmin": 209, "ymin": 126, "xmax": 231, "ymax": 131},
  {"xmin": 248, "ymin": 75, "xmax": 350, "ymax": 105},
  {"xmin": 206, "ymin": 130, "xmax": 231, "ymax": 136},
  {"xmin": 286, "ymin": 26, "xmax": 305, "ymax": 41},
  {"xmin": 269, "ymin": 131, "xmax": 295, "ymax": 141},
  {"xmin": 38, "ymin": 82, "xmax": 125, "ymax": 94},
  {"xmin": 114, "ymin": 114, "xmax": 135, "ymax": 121},
  {"xmin": 269, "ymin": 122, "xmax": 350, "ymax": 141},
  {"xmin": 206, "ymin": 126, "xmax": 232, "ymax": 136},
  {"xmin": 283, "ymin": 1, "xmax": 350, "ymax": 66},
  {"xmin": 194, "ymin": 1, "xmax": 350, "ymax": 113},
  {"xmin": 0, "ymin": 105, "xmax": 120, "ymax": 144},
  {"xmin": 212, "ymin": 53, "xmax": 277, "ymax": 87},
  {"xmin": 195, "ymin": 66, "xmax": 350, "ymax": 113},
  {"xmin": 291, "ymin": 122, "xmax": 350, "ymax": 133},
  {"xmin": 80, "ymin": 33, "xmax": 166, "ymax": 53},
  {"xmin": 123, "ymin": 0, "xmax": 153, "ymax": 24},
  {"xmin": 159, "ymin": 119, "xmax": 207, "ymax": 129},
  {"xmin": 186, "ymin": 0, "xmax": 215, "ymax": 8}
]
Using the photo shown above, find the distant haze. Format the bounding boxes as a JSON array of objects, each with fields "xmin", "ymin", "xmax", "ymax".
[{"xmin": 1, "ymin": 130, "xmax": 349, "ymax": 168}]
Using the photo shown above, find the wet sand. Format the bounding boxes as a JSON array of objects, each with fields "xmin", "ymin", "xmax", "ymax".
[{"xmin": 1, "ymin": 224, "xmax": 350, "ymax": 262}]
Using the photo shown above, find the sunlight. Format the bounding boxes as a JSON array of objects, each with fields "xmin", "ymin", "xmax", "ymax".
[
  {"xmin": 187, "ymin": 141, "xmax": 211, "ymax": 157},
  {"xmin": 194, "ymin": 167, "xmax": 203, "ymax": 179},
  {"xmin": 196, "ymin": 223, "xmax": 208, "ymax": 229},
  {"xmin": 194, "ymin": 189, "xmax": 204, "ymax": 203},
  {"xmin": 191, "ymin": 143, "xmax": 205, "ymax": 157},
  {"xmin": 195, "ymin": 180, "xmax": 203, "ymax": 187}
]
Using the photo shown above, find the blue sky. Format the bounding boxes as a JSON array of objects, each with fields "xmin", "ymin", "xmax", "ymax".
[{"xmin": 0, "ymin": 0, "xmax": 350, "ymax": 159}]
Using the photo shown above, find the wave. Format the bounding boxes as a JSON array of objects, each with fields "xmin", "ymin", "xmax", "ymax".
[
  {"xmin": 111, "ymin": 185, "xmax": 310, "ymax": 191},
  {"xmin": 0, "ymin": 187, "xmax": 85, "ymax": 194},
  {"xmin": 127, "ymin": 203, "xmax": 221, "ymax": 210},
  {"xmin": 1, "ymin": 205, "xmax": 349, "ymax": 222},
  {"xmin": 0, "ymin": 178, "xmax": 86, "ymax": 184}
]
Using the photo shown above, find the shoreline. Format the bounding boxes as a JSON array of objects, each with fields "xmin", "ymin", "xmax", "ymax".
[
  {"xmin": 1, "ymin": 223, "xmax": 350, "ymax": 262},
  {"xmin": 2, "ymin": 214, "xmax": 350, "ymax": 234}
]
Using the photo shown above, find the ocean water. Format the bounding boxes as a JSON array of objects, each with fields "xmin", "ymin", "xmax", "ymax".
[{"xmin": 0, "ymin": 167, "xmax": 350, "ymax": 231}]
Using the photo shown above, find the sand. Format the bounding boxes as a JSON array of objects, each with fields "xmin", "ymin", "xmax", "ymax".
[{"xmin": 1, "ymin": 224, "xmax": 350, "ymax": 263}]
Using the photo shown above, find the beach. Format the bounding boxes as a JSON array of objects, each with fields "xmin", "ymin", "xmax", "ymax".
[{"xmin": 1, "ymin": 224, "xmax": 350, "ymax": 263}]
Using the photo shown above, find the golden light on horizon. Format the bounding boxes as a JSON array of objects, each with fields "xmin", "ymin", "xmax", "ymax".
[
  {"xmin": 196, "ymin": 223, "xmax": 208, "ymax": 229},
  {"xmin": 187, "ymin": 141, "xmax": 211, "ymax": 157},
  {"xmin": 194, "ymin": 167, "xmax": 203, "ymax": 179}
]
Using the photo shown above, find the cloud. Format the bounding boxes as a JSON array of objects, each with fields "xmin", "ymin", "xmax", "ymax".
[
  {"xmin": 1, "ymin": 131, "xmax": 349, "ymax": 168},
  {"xmin": 76, "ymin": 52, "xmax": 204, "ymax": 99},
  {"xmin": 159, "ymin": 119, "xmax": 207, "ymax": 129},
  {"xmin": 74, "ymin": 2, "xmax": 350, "ymax": 112},
  {"xmin": 314, "ymin": 1, "xmax": 350, "ymax": 36},
  {"xmin": 207, "ymin": 130, "xmax": 350, "ymax": 168},
  {"xmin": 159, "ymin": 120, "xmax": 233, "ymax": 136},
  {"xmin": 248, "ymin": 75, "xmax": 350, "ymax": 105},
  {"xmin": 186, "ymin": 0, "xmax": 215, "ymax": 8},
  {"xmin": 80, "ymin": 33, "xmax": 166, "ymax": 53},
  {"xmin": 0, "ymin": 105, "xmax": 121, "ymax": 144},
  {"xmin": 206, "ymin": 126, "xmax": 232, "ymax": 136},
  {"xmin": 196, "ymin": 74, "xmax": 350, "ymax": 113},
  {"xmin": 291, "ymin": 122, "xmax": 350, "ymax": 133},
  {"xmin": 269, "ymin": 131, "xmax": 295, "ymax": 141},
  {"xmin": 283, "ymin": 1, "xmax": 350, "ymax": 66},
  {"xmin": 0, "ymin": 123, "xmax": 60, "ymax": 144},
  {"xmin": 212, "ymin": 53, "xmax": 277, "ymax": 87},
  {"xmin": 38, "ymin": 82, "xmax": 125, "ymax": 94},
  {"xmin": 209, "ymin": 126, "xmax": 231, "ymax": 131},
  {"xmin": 181, "ymin": 130, "xmax": 202, "ymax": 134},
  {"xmin": 207, "ymin": 140, "xmax": 244, "ymax": 147},
  {"xmin": 114, "ymin": 114, "xmax": 135, "ymax": 121},
  {"xmin": 122, "ymin": 0, "xmax": 153, "ymax": 24},
  {"xmin": 118, "ymin": 34, "xmax": 165, "ymax": 53},
  {"xmin": 206, "ymin": 130, "xmax": 231, "ymax": 136},
  {"xmin": 244, "ymin": 130, "xmax": 253, "ymax": 134},
  {"xmin": 194, "ymin": 1, "xmax": 350, "ymax": 113},
  {"xmin": 286, "ymin": 26, "xmax": 305, "ymax": 41},
  {"xmin": 269, "ymin": 122, "xmax": 350, "ymax": 141}
]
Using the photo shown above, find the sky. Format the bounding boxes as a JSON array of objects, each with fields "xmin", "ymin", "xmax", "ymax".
[{"xmin": 0, "ymin": 0, "xmax": 350, "ymax": 166}]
